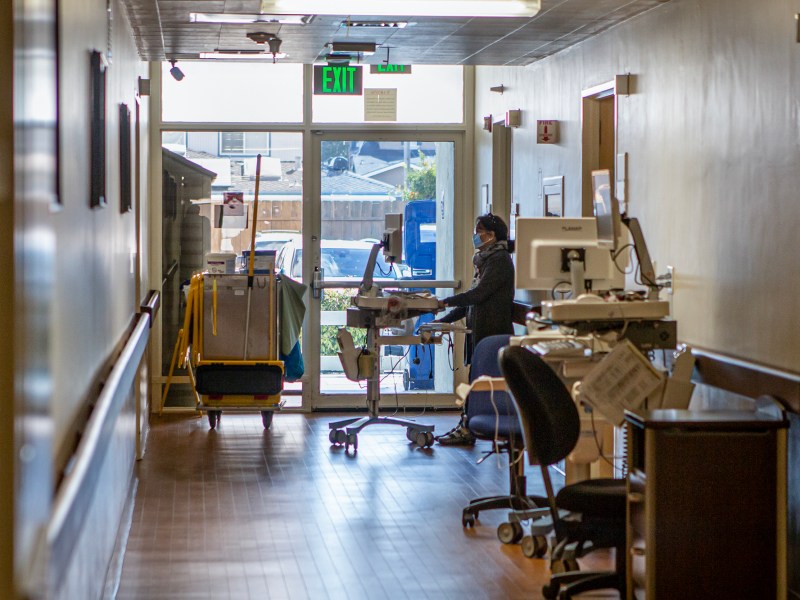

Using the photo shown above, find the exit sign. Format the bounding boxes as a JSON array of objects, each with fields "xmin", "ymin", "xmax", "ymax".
[
  {"xmin": 313, "ymin": 65, "xmax": 363, "ymax": 95},
  {"xmin": 370, "ymin": 64, "xmax": 412, "ymax": 74}
]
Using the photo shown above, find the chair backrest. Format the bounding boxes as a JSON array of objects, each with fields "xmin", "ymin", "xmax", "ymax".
[
  {"xmin": 498, "ymin": 345, "xmax": 580, "ymax": 467},
  {"xmin": 466, "ymin": 334, "xmax": 515, "ymax": 418}
]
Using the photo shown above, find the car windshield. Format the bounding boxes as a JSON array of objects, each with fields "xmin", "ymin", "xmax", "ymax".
[{"xmin": 290, "ymin": 247, "xmax": 398, "ymax": 279}]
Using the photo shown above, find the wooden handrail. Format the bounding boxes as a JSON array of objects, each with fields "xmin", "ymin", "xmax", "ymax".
[{"xmin": 691, "ymin": 347, "xmax": 800, "ymax": 414}]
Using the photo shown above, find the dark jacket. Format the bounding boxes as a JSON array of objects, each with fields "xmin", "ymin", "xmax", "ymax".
[{"xmin": 439, "ymin": 246, "xmax": 515, "ymax": 364}]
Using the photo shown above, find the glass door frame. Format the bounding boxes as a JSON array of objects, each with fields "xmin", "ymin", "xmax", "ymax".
[{"xmin": 303, "ymin": 130, "xmax": 467, "ymax": 411}]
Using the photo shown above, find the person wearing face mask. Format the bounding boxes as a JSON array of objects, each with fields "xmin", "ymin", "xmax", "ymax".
[{"xmin": 433, "ymin": 213, "xmax": 515, "ymax": 445}]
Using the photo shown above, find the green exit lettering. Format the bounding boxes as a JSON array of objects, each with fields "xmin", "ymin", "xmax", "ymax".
[
  {"xmin": 370, "ymin": 64, "xmax": 412, "ymax": 75},
  {"xmin": 322, "ymin": 66, "xmax": 357, "ymax": 93}
]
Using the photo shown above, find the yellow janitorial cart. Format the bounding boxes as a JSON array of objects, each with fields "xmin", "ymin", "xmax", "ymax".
[{"xmin": 177, "ymin": 154, "xmax": 284, "ymax": 429}]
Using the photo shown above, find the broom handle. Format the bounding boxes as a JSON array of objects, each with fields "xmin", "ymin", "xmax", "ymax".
[{"xmin": 248, "ymin": 154, "xmax": 262, "ymax": 279}]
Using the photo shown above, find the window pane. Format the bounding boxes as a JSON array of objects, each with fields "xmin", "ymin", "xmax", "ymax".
[
  {"xmin": 162, "ymin": 62, "xmax": 304, "ymax": 123},
  {"xmin": 313, "ymin": 65, "xmax": 463, "ymax": 124}
]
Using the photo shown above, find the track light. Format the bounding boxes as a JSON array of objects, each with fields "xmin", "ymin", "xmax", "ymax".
[{"xmin": 169, "ymin": 60, "xmax": 185, "ymax": 81}]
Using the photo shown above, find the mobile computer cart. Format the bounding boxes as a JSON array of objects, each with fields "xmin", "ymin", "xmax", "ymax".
[{"xmin": 181, "ymin": 268, "xmax": 284, "ymax": 430}]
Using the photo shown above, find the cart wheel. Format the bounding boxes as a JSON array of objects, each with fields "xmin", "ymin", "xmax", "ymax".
[
  {"xmin": 329, "ymin": 429, "xmax": 339, "ymax": 445},
  {"xmin": 522, "ymin": 535, "xmax": 548, "ymax": 558},
  {"xmin": 425, "ymin": 432, "xmax": 435, "ymax": 447},
  {"xmin": 406, "ymin": 427, "xmax": 415, "ymax": 442},
  {"xmin": 462, "ymin": 511, "xmax": 476, "ymax": 528},
  {"xmin": 207, "ymin": 410, "xmax": 218, "ymax": 429},
  {"xmin": 260, "ymin": 411, "xmax": 273, "ymax": 429},
  {"xmin": 346, "ymin": 433, "xmax": 358, "ymax": 451},
  {"xmin": 335, "ymin": 429, "xmax": 348, "ymax": 445},
  {"xmin": 498, "ymin": 521, "xmax": 524, "ymax": 545}
]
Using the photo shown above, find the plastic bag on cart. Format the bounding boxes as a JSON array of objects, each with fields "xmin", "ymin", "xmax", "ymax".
[{"xmin": 281, "ymin": 340, "xmax": 304, "ymax": 382}]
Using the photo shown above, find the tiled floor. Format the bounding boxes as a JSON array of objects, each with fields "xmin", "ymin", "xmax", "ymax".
[{"xmin": 115, "ymin": 412, "xmax": 617, "ymax": 599}]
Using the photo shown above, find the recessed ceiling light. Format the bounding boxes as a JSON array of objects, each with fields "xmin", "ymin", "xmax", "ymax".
[
  {"xmin": 260, "ymin": 0, "xmax": 540, "ymax": 18},
  {"xmin": 190, "ymin": 13, "xmax": 314, "ymax": 25}
]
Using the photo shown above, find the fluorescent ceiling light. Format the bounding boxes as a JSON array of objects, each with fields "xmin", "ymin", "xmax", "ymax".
[
  {"xmin": 260, "ymin": 0, "xmax": 539, "ymax": 17},
  {"xmin": 199, "ymin": 51, "xmax": 288, "ymax": 60},
  {"xmin": 190, "ymin": 13, "xmax": 314, "ymax": 24},
  {"xmin": 342, "ymin": 20, "xmax": 408, "ymax": 28},
  {"xmin": 330, "ymin": 42, "xmax": 377, "ymax": 55}
]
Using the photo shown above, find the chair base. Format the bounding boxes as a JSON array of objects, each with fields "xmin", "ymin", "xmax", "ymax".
[
  {"xmin": 462, "ymin": 494, "xmax": 546, "ymax": 527},
  {"xmin": 543, "ymin": 570, "xmax": 624, "ymax": 599}
]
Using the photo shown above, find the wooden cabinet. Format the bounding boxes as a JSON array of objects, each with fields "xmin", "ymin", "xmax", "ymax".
[{"xmin": 625, "ymin": 409, "xmax": 788, "ymax": 600}]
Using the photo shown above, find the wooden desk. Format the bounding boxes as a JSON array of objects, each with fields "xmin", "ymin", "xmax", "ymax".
[{"xmin": 625, "ymin": 409, "xmax": 788, "ymax": 600}]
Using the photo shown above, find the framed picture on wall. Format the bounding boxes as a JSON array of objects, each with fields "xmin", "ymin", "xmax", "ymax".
[
  {"xmin": 542, "ymin": 175, "xmax": 564, "ymax": 217},
  {"xmin": 90, "ymin": 50, "xmax": 107, "ymax": 209},
  {"xmin": 119, "ymin": 103, "xmax": 132, "ymax": 213}
]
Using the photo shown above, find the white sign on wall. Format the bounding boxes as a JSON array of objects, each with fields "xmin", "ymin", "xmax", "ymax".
[
  {"xmin": 364, "ymin": 88, "xmax": 397, "ymax": 121},
  {"xmin": 537, "ymin": 120, "xmax": 559, "ymax": 144}
]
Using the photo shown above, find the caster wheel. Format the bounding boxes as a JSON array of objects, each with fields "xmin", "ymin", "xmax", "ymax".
[
  {"xmin": 542, "ymin": 582, "xmax": 560, "ymax": 600},
  {"xmin": 329, "ymin": 429, "xmax": 338, "ymax": 444},
  {"xmin": 415, "ymin": 431, "xmax": 429, "ymax": 447},
  {"xmin": 346, "ymin": 433, "xmax": 358, "ymax": 451},
  {"xmin": 497, "ymin": 521, "xmax": 524, "ymax": 545},
  {"xmin": 425, "ymin": 432, "xmax": 434, "ymax": 447},
  {"xmin": 260, "ymin": 411, "xmax": 273, "ymax": 429},
  {"xmin": 406, "ymin": 427, "xmax": 415, "ymax": 442},
  {"xmin": 462, "ymin": 511, "xmax": 475, "ymax": 527},
  {"xmin": 335, "ymin": 429, "xmax": 347, "ymax": 445},
  {"xmin": 550, "ymin": 558, "xmax": 579, "ymax": 574},
  {"xmin": 207, "ymin": 410, "xmax": 219, "ymax": 429},
  {"xmin": 522, "ymin": 535, "xmax": 548, "ymax": 558}
]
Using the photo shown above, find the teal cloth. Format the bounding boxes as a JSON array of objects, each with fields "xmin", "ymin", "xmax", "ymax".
[{"xmin": 278, "ymin": 276, "xmax": 308, "ymax": 356}]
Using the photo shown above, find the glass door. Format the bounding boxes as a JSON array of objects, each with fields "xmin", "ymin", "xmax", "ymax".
[{"xmin": 303, "ymin": 134, "xmax": 461, "ymax": 409}]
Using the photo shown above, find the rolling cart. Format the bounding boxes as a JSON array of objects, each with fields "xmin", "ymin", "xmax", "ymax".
[
  {"xmin": 174, "ymin": 154, "xmax": 285, "ymax": 429},
  {"xmin": 180, "ymin": 269, "xmax": 284, "ymax": 429}
]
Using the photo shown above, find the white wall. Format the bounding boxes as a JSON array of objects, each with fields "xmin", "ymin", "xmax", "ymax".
[
  {"xmin": 48, "ymin": 0, "xmax": 149, "ymax": 596},
  {"xmin": 475, "ymin": 0, "xmax": 800, "ymax": 372}
]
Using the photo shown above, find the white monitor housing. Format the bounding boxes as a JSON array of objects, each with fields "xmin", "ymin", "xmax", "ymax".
[
  {"xmin": 515, "ymin": 217, "xmax": 625, "ymax": 296},
  {"xmin": 382, "ymin": 213, "xmax": 403, "ymax": 264},
  {"xmin": 592, "ymin": 169, "xmax": 622, "ymax": 251}
]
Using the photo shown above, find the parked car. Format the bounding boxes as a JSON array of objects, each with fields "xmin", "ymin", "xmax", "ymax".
[
  {"xmin": 253, "ymin": 230, "xmax": 300, "ymax": 252},
  {"xmin": 275, "ymin": 238, "xmax": 410, "ymax": 282}
]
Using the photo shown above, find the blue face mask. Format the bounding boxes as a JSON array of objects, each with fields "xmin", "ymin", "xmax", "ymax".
[{"xmin": 473, "ymin": 233, "xmax": 484, "ymax": 249}]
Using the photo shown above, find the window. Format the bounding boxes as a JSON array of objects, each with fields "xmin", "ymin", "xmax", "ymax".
[
  {"xmin": 161, "ymin": 62, "xmax": 304, "ymax": 123},
  {"xmin": 220, "ymin": 132, "xmax": 270, "ymax": 155}
]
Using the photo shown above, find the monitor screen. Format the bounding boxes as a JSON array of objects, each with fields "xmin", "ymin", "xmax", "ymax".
[
  {"xmin": 515, "ymin": 217, "xmax": 624, "ymax": 294},
  {"xmin": 592, "ymin": 169, "xmax": 621, "ymax": 251}
]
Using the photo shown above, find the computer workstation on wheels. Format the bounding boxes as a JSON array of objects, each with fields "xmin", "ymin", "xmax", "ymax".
[{"xmin": 328, "ymin": 213, "xmax": 459, "ymax": 452}]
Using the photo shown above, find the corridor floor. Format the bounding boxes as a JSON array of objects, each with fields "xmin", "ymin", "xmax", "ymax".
[{"xmin": 114, "ymin": 412, "xmax": 616, "ymax": 599}]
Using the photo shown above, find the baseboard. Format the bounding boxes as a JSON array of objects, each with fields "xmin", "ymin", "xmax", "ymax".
[{"xmin": 102, "ymin": 474, "xmax": 138, "ymax": 600}]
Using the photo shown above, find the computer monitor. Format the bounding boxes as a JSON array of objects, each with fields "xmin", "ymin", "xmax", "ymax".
[
  {"xmin": 592, "ymin": 169, "xmax": 621, "ymax": 251},
  {"xmin": 515, "ymin": 217, "xmax": 624, "ymax": 295},
  {"xmin": 382, "ymin": 213, "xmax": 403, "ymax": 264}
]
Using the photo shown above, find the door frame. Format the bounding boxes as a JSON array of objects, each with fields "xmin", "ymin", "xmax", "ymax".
[{"xmin": 304, "ymin": 131, "xmax": 467, "ymax": 411}]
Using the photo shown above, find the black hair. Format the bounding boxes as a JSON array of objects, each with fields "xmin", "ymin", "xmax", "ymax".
[{"xmin": 476, "ymin": 213, "xmax": 508, "ymax": 241}]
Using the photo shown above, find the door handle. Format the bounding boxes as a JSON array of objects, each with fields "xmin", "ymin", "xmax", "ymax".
[{"xmin": 312, "ymin": 267, "xmax": 324, "ymax": 299}]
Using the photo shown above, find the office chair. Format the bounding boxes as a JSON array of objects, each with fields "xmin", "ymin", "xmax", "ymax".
[
  {"xmin": 499, "ymin": 344, "xmax": 627, "ymax": 600},
  {"xmin": 460, "ymin": 335, "xmax": 549, "ymax": 551}
]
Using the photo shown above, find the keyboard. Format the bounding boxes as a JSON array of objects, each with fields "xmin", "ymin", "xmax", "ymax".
[
  {"xmin": 541, "ymin": 299, "xmax": 670, "ymax": 322},
  {"xmin": 532, "ymin": 339, "xmax": 589, "ymax": 358}
]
